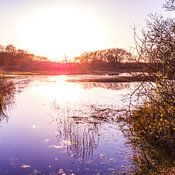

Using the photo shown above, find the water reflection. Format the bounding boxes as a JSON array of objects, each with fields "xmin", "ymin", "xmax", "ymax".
[
  {"xmin": 82, "ymin": 82, "xmax": 130, "ymax": 90},
  {"xmin": 51, "ymin": 102, "xmax": 125, "ymax": 162},
  {"xmin": 0, "ymin": 77, "xmax": 15, "ymax": 121},
  {"xmin": 0, "ymin": 76, "xmax": 31, "ymax": 122},
  {"xmin": 0, "ymin": 75, "xmax": 133, "ymax": 175}
]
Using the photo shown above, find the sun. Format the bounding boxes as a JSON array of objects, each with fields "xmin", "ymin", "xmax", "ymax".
[{"xmin": 18, "ymin": 3, "xmax": 104, "ymax": 61}]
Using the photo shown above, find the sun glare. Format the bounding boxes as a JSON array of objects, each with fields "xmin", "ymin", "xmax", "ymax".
[
  {"xmin": 19, "ymin": 4, "xmax": 104, "ymax": 61},
  {"xmin": 32, "ymin": 76, "xmax": 84, "ymax": 102}
]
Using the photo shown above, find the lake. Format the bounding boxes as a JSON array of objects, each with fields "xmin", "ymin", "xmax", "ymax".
[{"xmin": 0, "ymin": 75, "xmax": 138, "ymax": 175}]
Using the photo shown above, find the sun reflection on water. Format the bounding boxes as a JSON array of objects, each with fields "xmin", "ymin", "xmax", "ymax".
[
  {"xmin": 0, "ymin": 76, "xmax": 136, "ymax": 175},
  {"xmin": 31, "ymin": 76, "xmax": 84, "ymax": 102}
]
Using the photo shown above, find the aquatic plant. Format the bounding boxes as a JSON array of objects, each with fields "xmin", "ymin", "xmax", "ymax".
[{"xmin": 0, "ymin": 77, "xmax": 15, "ymax": 121}]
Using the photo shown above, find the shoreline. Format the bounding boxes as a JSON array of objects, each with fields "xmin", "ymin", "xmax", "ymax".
[{"xmin": 0, "ymin": 71, "xmax": 152, "ymax": 83}]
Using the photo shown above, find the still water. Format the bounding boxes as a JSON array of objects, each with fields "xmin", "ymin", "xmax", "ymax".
[{"xmin": 0, "ymin": 75, "xmax": 136, "ymax": 175}]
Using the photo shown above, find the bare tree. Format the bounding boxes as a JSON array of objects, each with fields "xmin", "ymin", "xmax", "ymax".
[
  {"xmin": 121, "ymin": 1, "xmax": 175, "ymax": 173},
  {"xmin": 164, "ymin": 0, "xmax": 175, "ymax": 10}
]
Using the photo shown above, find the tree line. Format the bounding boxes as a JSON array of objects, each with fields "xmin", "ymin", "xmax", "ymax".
[
  {"xmin": 0, "ymin": 44, "xmax": 147, "ymax": 73},
  {"xmin": 0, "ymin": 44, "xmax": 49, "ymax": 71},
  {"xmin": 74, "ymin": 48, "xmax": 132, "ymax": 63}
]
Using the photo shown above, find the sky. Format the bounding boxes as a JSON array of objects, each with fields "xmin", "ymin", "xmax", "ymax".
[{"xmin": 0, "ymin": 0, "xmax": 170, "ymax": 60}]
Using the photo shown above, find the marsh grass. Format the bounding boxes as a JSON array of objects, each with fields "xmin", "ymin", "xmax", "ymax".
[
  {"xmin": 120, "ymin": 90, "xmax": 175, "ymax": 174},
  {"xmin": 0, "ymin": 77, "xmax": 15, "ymax": 121},
  {"xmin": 51, "ymin": 103, "xmax": 124, "ymax": 161}
]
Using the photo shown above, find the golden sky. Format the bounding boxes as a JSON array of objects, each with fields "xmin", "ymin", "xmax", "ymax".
[{"xmin": 0, "ymin": 0, "xmax": 167, "ymax": 60}]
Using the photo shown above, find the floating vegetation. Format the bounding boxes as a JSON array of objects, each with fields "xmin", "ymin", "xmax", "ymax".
[{"xmin": 51, "ymin": 103, "xmax": 127, "ymax": 162}]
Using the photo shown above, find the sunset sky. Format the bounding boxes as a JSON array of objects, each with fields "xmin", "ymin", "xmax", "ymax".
[{"xmin": 0, "ymin": 0, "xmax": 168, "ymax": 60}]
